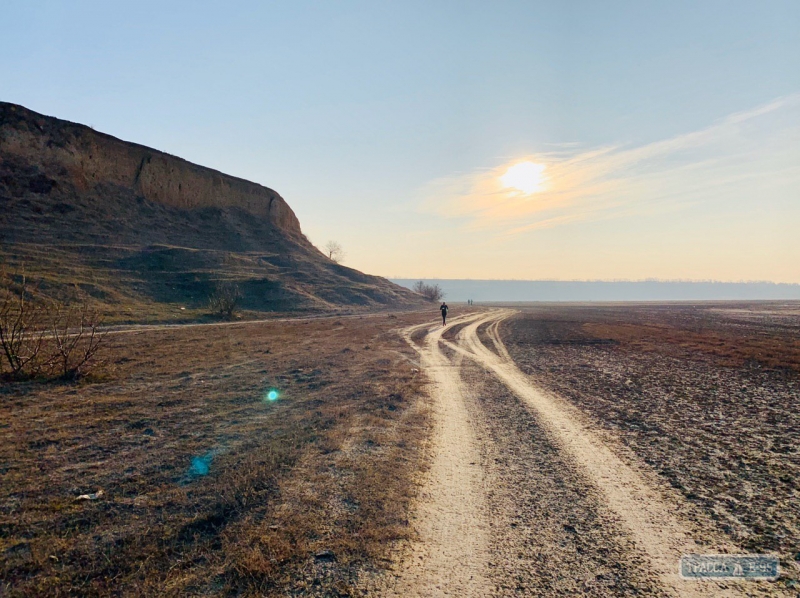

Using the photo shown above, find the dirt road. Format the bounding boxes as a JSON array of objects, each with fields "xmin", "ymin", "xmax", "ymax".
[
  {"xmin": 383, "ymin": 310, "xmax": 786, "ymax": 597},
  {"xmin": 96, "ymin": 307, "xmax": 427, "ymax": 336}
]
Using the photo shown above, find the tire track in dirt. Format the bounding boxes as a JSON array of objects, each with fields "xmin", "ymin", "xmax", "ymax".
[
  {"xmin": 444, "ymin": 309, "xmax": 776, "ymax": 598},
  {"xmin": 457, "ymin": 351, "xmax": 668, "ymax": 596},
  {"xmin": 382, "ymin": 313, "xmax": 492, "ymax": 597}
]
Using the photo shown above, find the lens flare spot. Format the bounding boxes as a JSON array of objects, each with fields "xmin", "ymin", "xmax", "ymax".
[
  {"xmin": 267, "ymin": 389, "xmax": 279, "ymax": 401},
  {"xmin": 189, "ymin": 455, "xmax": 211, "ymax": 477}
]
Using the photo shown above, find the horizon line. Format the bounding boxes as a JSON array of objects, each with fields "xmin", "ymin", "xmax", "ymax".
[{"xmin": 387, "ymin": 277, "xmax": 800, "ymax": 285}]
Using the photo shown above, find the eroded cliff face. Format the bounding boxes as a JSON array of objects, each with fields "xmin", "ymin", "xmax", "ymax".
[
  {"xmin": 0, "ymin": 101, "xmax": 425, "ymax": 314},
  {"xmin": 0, "ymin": 102, "xmax": 302, "ymax": 236}
]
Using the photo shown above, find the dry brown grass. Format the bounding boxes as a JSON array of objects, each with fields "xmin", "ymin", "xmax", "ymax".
[
  {"xmin": 501, "ymin": 304, "xmax": 800, "ymax": 586},
  {"xmin": 0, "ymin": 311, "xmax": 435, "ymax": 596},
  {"xmin": 490, "ymin": 302, "xmax": 800, "ymax": 374},
  {"xmin": 583, "ymin": 319, "xmax": 800, "ymax": 373}
]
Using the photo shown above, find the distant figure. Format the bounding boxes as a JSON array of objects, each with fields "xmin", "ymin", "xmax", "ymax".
[{"xmin": 440, "ymin": 302, "xmax": 448, "ymax": 326}]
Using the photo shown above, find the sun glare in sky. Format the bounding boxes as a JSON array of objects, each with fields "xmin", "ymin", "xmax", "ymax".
[{"xmin": 500, "ymin": 161, "xmax": 547, "ymax": 194}]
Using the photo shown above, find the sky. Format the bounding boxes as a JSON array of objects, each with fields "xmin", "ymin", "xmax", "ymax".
[{"xmin": 2, "ymin": 1, "xmax": 799, "ymax": 282}]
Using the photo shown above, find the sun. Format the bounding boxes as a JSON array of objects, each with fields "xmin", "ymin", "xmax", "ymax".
[{"xmin": 500, "ymin": 161, "xmax": 547, "ymax": 194}]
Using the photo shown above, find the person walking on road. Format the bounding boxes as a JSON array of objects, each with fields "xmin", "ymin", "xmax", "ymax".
[{"xmin": 440, "ymin": 302, "xmax": 448, "ymax": 326}]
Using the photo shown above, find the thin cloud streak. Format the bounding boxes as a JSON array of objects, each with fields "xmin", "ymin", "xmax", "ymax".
[{"xmin": 419, "ymin": 94, "xmax": 800, "ymax": 235}]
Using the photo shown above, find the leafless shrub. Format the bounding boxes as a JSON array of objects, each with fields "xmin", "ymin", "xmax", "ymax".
[
  {"xmin": 0, "ymin": 270, "xmax": 104, "ymax": 381},
  {"xmin": 209, "ymin": 282, "xmax": 241, "ymax": 318},
  {"xmin": 49, "ymin": 302, "xmax": 105, "ymax": 380},
  {"xmin": 412, "ymin": 281, "xmax": 444, "ymax": 302},
  {"xmin": 324, "ymin": 241, "xmax": 345, "ymax": 264},
  {"xmin": 0, "ymin": 272, "xmax": 48, "ymax": 379}
]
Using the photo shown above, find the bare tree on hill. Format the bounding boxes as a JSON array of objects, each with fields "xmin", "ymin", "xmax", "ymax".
[{"xmin": 324, "ymin": 241, "xmax": 345, "ymax": 264}]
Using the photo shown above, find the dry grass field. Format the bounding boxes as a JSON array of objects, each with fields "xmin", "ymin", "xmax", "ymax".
[
  {"xmin": 0, "ymin": 311, "xmax": 433, "ymax": 597},
  {"xmin": 499, "ymin": 302, "xmax": 800, "ymax": 588},
  {"xmin": 4, "ymin": 302, "xmax": 798, "ymax": 596}
]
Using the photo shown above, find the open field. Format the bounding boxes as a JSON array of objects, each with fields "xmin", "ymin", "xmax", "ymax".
[
  {"xmin": 3, "ymin": 302, "xmax": 798, "ymax": 597},
  {"xmin": 0, "ymin": 310, "xmax": 437, "ymax": 596},
  {"xmin": 499, "ymin": 303, "xmax": 800, "ymax": 591},
  {"xmin": 373, "ymin": 307, "xmax": 797, "ymax": 597}
]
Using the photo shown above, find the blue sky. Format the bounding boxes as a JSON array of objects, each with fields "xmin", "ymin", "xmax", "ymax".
[{"xmin": 2, "ymin": 1, "xmax": 799, "ymax": 281}]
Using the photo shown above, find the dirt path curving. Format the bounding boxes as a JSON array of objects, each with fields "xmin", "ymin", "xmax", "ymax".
[
  {"xmin": 380, "ymin": 314, "xmax": 492, "ymax": 597},
  {"xmin": 385, "ymin": 309, "xmax": 786, "ymax": 597}
]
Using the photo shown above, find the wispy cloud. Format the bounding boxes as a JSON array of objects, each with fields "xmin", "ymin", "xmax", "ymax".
[{"xmin": 419, "ymin": 94, "xmax": 800, "ymax": 235}]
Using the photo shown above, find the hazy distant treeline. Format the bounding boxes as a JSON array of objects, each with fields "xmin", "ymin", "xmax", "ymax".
[{"xmin": 391, "ymin": 279, "xmax": 800, "ymax": 302}]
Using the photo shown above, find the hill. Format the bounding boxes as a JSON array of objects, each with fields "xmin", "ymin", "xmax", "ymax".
[{"xmin": 0, "ymin": 102, "xmax": 423, "ymax": 321}]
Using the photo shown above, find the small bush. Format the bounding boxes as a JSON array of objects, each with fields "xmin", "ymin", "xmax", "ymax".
[
  {"xmin": 412, "ymin": 281, "xmax": 444, "ymax": 302},
  {"xmin": 0, "ymin": 271, "xmax": 104, "ymax": 381},
  {"xmin": 0, "ymin": 272, "xmax": 47, "ymax": 378},
  {"xmin": 49, "ymin": 302, "xmax": 104, "ymax": 380},
  {"xmin": 209, "ymin": 282, "xmax": 241, "ymax": 318}
]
